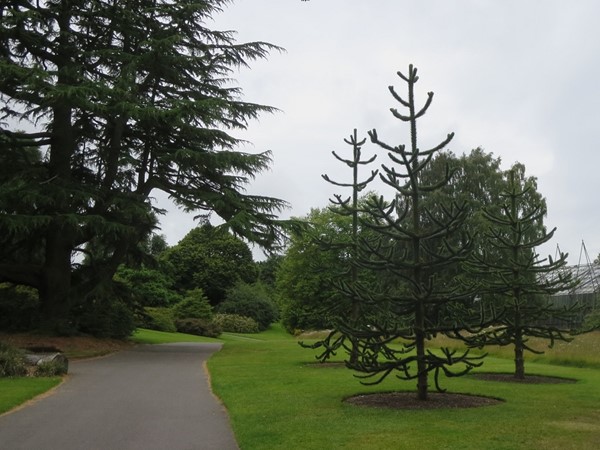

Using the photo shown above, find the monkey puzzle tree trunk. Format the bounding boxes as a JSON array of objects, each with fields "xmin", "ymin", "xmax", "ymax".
[
  {"xmin": 412, "ymin": 161, "xmax": 429, "ymax": 400},
  {"xmin": 415, "ymin": 301, "xmax": 429, "ymax": 400},
  {"xmin": 514, "ymin": 330, "xmax": 526, "ymax": 379}
]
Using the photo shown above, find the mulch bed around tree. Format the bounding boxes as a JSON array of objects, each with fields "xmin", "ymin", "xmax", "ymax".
[
  {"xmin": 345, "ymin": 392, "xmax": 504, "ymax": 410},
  {"xmin": 470, "ymin": 373, "xmax": 577, "ymax": 384}
]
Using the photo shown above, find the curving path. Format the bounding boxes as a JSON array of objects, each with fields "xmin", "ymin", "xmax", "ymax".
[{"xmin": 0, "ymin": 343, "xmax": 238, "ymax": 450}]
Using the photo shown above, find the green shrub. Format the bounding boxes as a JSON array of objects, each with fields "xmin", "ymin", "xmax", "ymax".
[
  {"xmin": 280, "ymin": 301, "xmax": 334, "ymax": 334},
  {"xmin": 0, "ymin": 283, "xmax": 40, "ymax": 332},
  {"xmin": 218, "ymin": 283, "xmax": 278, "ymax": 331},
  {"xmin": 114, "ymin": 266, "xmax": 181, "ymax": 307},
  {"xmin": 138, "ymin": 307, "xmax": 177, "ymax": 332},
  {"xmin": 0, "ymin": 342, "xmax": 27, "ymax": 377},
  {"xmin": 35, "ymin": 359, "xmax": 68, "ymax": 377},
  {"xmin": 75, "ymin": 296, "xmax": 136, "ymax": 339},
  {"xmin": 581, "ymin": 308, "xmax": 600, "ymax": 332},
  {"xmin": 173, "ymin": 289, "xmax": 213, "ymax": 320},
  {"xmin": 174, "ymin": 318, "xmax": 221, "ymax": 338},
  {"xmin": 213, "ymin": 313, "xmax": 260, "ymax": 333}
]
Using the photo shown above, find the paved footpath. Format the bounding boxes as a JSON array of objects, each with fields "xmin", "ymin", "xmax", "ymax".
[{"xmin": 0, "ymin": 343, "xmax": 239, "ymax": 450}]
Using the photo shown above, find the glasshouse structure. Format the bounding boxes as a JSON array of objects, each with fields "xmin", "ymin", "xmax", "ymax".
[{"xmin": 544, "ymin": 243, "xmax": 599, "ymax": 327}]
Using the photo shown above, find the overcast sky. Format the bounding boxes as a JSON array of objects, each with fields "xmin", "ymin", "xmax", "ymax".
[{"xmin": 157, "ymin": 0, "xmax": 600, "ymax": 264}]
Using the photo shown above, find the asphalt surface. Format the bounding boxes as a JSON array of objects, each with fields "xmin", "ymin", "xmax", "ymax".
[{"xmin": 0, "ymin": 343, "xmax": 239, "ymax": 450}]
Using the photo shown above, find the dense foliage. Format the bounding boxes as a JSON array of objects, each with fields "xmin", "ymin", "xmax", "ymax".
[
  {"xmin": 276, "ymin": 207, "xmax": 351, "ymax": 332},
  {"xmin": 115, "ymin": 266, "xmax": 181, "ymax": 307},
  {"xmin": 218, "ymin": 283, "xmax": 278, "ymax": 330},
  {"xmin": 172, "ymin": 288, "xmax": 213, "ymax": 320},
  {"xmin": 161, "ymin": 224, "xmax": 258, "ymax": 305},
  {"xmin": 0, "ymin": 284, "xmax": 40, "ymax": 332}
]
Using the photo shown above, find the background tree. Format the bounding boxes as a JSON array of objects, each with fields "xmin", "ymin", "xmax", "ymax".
[
  {"xmin": 276, "ymin": 207, "xmax": 352, "ymax": 332},
  {"xmin": 161, "ymin": 224, "xmax": 257, "ymax": 305},
  {"xmin": 423, "ymin": 148, "xmax": 506, "ymax": 248},
  {"xmin": 419, "ymin": 150, "xmax": 548, "ymax": 300},
  {"xmin": 0, "ymin": 0, "xmax": 292, "ymax": 332},
  {"xmin": 256, "ymin": 254, "xmax": 283, "ymax": 288},
  {"xmin": 114, "ymin": 265, "xmax": 180, "ymax": 307},
  {"xmin": 455, "ymin": 169, "xmax": 579, "ymax": 379},
  {"xmin": 343, "ymin": 65, "xmax": 485, "ymax": 400}
]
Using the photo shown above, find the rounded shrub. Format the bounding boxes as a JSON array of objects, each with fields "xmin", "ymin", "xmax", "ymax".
[
  {"xmin": 213, "ymin": 313, "xmax": 260, "ymax": 333},
  {"xmin": 138, "ymin": 307, "xmax": 177, "ymax": 332},
  {"xmin": 218, "ymin": 283, "xmax": 278, "ymax": 331},
  {"xmin": 174, "ymin": 318, "xmax": 221, "ymax": 338},
  {"xmin": 172, "ymin": 288, "xmax": 213, "ymax": 320},
  {"xmin": 76, "ymin": 297, "xmax": 136, "ymax": 339},
  {"xmin": 35, "ymin": 359, "xmax": 68, "ymax": 377}
]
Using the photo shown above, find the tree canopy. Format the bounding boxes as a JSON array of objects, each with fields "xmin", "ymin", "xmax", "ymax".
[
  {"xmin": 0, "ymin": 0, "xmax": 291, "ymax": 331},
  {"xmin": 276, "ymin": 206, "xmax": 352, "ymax": 332},
  {"xmin": 161, "ymin": 224, "xmax": 257, "ymax": 305}
]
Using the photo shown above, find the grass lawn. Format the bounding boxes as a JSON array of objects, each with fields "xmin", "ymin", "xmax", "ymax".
[
  {"xmin": 208, "ymin": 326, "xmax": 600, "ymax": 450},
  {"xmin": 0, "ymin": 377, "xmax": 62, "ymax": 416}
]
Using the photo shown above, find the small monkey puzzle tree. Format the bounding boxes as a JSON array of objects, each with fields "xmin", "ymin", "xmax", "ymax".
[
  {"xmin": 342, "ymin": 65, "xmax": 485, "ymax": 401},
  {"xmin": 300, "ymin": 130, "xmax": 378, "ymax": 364},
  {"xmin": 455, "ymin": 168, "xmax": 579, "ymax": 379}
]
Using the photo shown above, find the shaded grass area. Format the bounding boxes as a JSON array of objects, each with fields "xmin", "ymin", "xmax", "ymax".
[
  {"xmin": 0, "ymin": 377, "xmax": 61, "ymax": 415},
  {"xmin": 208, "ymin": 325, "xmax": 600, "ymax": 450}
]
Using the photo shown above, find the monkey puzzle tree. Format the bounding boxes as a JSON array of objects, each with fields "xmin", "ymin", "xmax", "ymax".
[
  {"xmin": 299, "ymin": 129, "xmax": 378, "ymax": 363},
  {"xmin": 0, "ymin": 0, "xmax": 291, "ymax": 332},
  {"xmin": 454, "ymin": 168, "xmax": 579, "ymax": 379},
  {"xmin": 344, "ymin": 65, "xmax": 485, "ymax": 400}
]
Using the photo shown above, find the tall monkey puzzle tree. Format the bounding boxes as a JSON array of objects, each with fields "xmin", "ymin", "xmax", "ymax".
[
  {"xmin": 0, "ymin": 0, "xmax": 292, "ymax": 332},
  {"xmin": 345, "ymin": 65, "xmax": 484, "ymax": 400},
  {"xmin": 300, "ymin": 129, "xmax": 378, "ymax": 363},
  {"xmin": 455, "ymin": 169, "xmax": 579, "ymax": 379}
]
